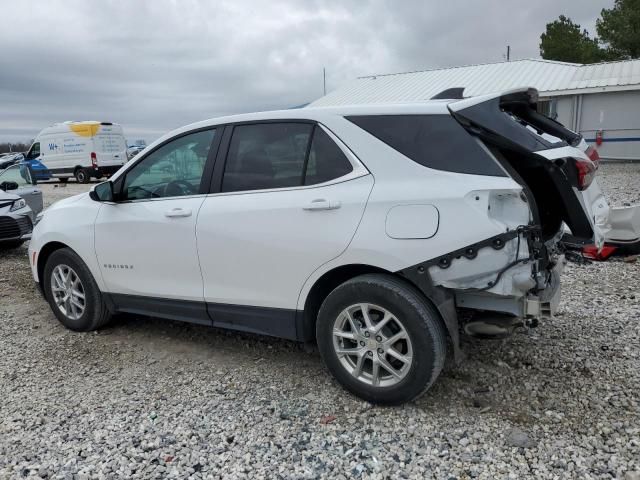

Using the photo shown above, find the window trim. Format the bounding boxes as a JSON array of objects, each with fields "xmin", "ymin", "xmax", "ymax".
[
  {"xmin": 113, "ymin": 126, "xmax": 222, "ymax": 203},
  {"xmin": 208, "ymin": 120, "xmax": 369, "ymax": 196}
]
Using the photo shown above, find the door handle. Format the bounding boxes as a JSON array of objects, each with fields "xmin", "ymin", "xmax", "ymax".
[
  {"xmin": 303, "ymin": 199, "xmax": 341, "ymax": 211},
  {"xmin": 164, "ymin": 207, "xmax": 192, "ymax": 218}
]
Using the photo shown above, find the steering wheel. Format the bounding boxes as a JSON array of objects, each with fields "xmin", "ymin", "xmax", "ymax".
[{"xmin": 164, "ymin": 179, "xmax": 196, "ymax": 197}]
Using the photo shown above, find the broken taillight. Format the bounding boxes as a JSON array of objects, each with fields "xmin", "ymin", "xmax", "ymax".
[
  {"xmin": 582, "ymin": 244, "xmax": 617, "ymax": 261},
  {"xmin": 574, "ymin": 155, "xmax": 599, "ymax": 191},
  {"xmin": 585, "ymin": 145, "xmax": 600, "ymax": 165}
]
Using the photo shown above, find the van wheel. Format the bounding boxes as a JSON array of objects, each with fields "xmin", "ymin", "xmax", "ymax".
[
  {"xmin": 316, "ymin": 274, "xmax": 447, "ymax": 405},
  {"xmin": 75, "ymin": 168, "xmax": 90, "ymax": 184},
  {"xmin": 43, "ymin": 248, "xmax": 112, "ymax": 331},
  {"xmin": 58, "ymin": 177, "xmax": 68, "ymax": 183}
]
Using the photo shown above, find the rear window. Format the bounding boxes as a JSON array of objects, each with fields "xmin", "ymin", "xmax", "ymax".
[{"xmin": 346, "ymin": 115, "xmax": 506, "ymax": 177}]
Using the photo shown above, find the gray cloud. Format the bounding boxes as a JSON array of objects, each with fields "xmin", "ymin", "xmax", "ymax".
[{"xmin": 0, "ymin": 0, "xmax": 612, "ymax": 143}]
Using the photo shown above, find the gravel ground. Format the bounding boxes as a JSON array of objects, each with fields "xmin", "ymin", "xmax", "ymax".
[{"xmin": 1, "ymin": 167, "xmax": 639, "ymax": 479}]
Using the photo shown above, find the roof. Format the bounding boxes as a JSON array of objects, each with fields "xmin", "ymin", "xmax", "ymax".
[{"xmin": 311, "ymin": 58, "xmax": 640, "ymax": 106}]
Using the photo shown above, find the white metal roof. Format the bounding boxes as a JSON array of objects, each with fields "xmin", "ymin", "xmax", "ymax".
[{"xmin": 311, "ymin": 59, "xmax": 640, "ymax": 106}]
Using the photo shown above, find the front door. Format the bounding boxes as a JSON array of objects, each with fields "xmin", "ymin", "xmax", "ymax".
[
  {"xmin": 196, "ymin": 122, "xmax": 373, "ymax": 336},
  {"xmin": 94, "ymin": 128, "xmax": 218, "ymax": 320}
]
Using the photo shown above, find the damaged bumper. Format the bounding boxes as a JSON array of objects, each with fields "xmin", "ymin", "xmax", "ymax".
[{"xmin": 456, "ymin": 254, "xmax": 565, "ymax": 320}]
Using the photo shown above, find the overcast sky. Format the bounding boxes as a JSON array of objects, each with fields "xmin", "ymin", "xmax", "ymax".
[{"xmin": 0, "ymin": 0, "xmax": 613, "ymax": 144}]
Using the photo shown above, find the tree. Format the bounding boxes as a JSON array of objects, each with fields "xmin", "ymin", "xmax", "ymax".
[
  {"xmin": 540, "ymin": 15, "xmax": 607, "ymax": 63},
  {"xmin": 597, "ymin": 0, "xmax": 640, "ymax": 59}
]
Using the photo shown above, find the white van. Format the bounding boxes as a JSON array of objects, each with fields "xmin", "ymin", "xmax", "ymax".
[{"xmin": 24, "ymin": 121, "xmax": 127, "ymax": 183}]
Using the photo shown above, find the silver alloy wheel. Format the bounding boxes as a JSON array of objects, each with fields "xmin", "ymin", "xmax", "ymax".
[
  {"xmin": 332, "ymin": 303, "xmax": 413, "ymax": 387},
  {"xmin": 51, "ymin": 264, "xmax": 86, "ymax": 320}
]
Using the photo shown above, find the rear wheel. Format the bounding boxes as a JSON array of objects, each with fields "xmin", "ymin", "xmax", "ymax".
[
  {"xmin": 74, "ymin": 168, "xmax": 90, "ymax": 184},
  {"xmin": 43, "ymin": 248, "xmax": 112, "ymax": 331},
  {"xmin": 316, "ymin": 274, "xmax": 447, "ymax": 405}
]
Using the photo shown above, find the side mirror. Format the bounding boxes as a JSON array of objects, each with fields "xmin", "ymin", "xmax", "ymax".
[
  {"xmin": 0, "ymin": 181, "xmax": 19, "ymax": 191},
  {"xmin": 89, "ymin": 181, "xmax": 115, "ymax": 202}
]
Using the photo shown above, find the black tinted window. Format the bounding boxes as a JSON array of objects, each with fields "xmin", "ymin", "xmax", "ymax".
[
  {"xmin": 304, "ymin": 128, "xmax": 353, "ymax": 185},
  {"xmin": 346, "ymin": 115, "xmax": 506, "ymax": 177},
  {"xmin": 222, "ymin": 123, "xmax": 313, "ymax": 192}
]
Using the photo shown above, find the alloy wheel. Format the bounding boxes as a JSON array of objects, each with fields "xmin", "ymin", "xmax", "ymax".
[
  {"xmin": 332, "ymin": 303, "xmax": 413, "ymax": 387},
  {"xmin": 50, "ymin": 264, "xmax": 86, "ymax": 320}
]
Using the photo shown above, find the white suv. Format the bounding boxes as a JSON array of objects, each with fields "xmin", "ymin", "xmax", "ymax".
[{"xmin": 29, "ymin": 88, "xmax": 631, "ymax": 404}]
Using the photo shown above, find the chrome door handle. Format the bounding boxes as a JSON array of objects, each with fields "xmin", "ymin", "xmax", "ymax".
[
  {"xmin": 303, "ymin": 199, "xmax": 341, "ymax": 211},
  {"xmin": 164, "ymin": 207, "xmax": 192, "ymax": 218}
]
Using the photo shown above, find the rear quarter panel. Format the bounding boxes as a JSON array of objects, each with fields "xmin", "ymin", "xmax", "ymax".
[{"xmin": 297, "ymin": 116, "xmax": 524, "ymax": 309}]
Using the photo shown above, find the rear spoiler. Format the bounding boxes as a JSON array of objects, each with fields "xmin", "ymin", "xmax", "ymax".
[{"xmin": 448, "ymin": 88, "xmax": 582, "ymax": 151}]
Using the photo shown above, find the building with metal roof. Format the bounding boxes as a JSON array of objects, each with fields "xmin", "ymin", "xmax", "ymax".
[{"xmin": 311, "ymin": 59, "xmax": 640, "ymax": 161}]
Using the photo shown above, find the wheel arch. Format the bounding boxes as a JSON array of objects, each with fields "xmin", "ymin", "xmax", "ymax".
[
  {"xmin": 36, "ymin": 241, "xmax": 83, "ymax": 295},
  {"xmin": 298, "ymin": 264, "xmax": 459, "ymax": 360}
]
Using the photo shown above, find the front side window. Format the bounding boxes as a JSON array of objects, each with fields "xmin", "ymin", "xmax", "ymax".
[
  {"xmin": 121, "ymin": 129, "xmax": 215, "ymax": 200},
  {"xmin": 222, "ymin": 123, "xmax": 354, "ymax": 193}
]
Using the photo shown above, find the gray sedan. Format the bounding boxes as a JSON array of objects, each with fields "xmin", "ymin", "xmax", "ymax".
[{"xmin": 0, "ymin": 189, "xmax": 33, "ymax": 249}]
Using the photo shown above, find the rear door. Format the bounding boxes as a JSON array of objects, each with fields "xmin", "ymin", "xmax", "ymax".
[
  {"xmin": 196, "ymin": 122, "xmax": 372, "ymax": 338},
  {"xmin": 94, "ymin": 124, "xmax": 127, "ymax": 168}
]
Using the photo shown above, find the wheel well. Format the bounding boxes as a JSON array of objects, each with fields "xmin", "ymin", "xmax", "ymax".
[
  {"xmin": 300, "ymin": 264, "xmax": 391, "ymax": 342},
  {"xmin": 300, "ymin": 264, "xmax": 457, "ymax": 360},
  {"xmin": 37, "ymin": 241, "xmax": 69, "ymax": 293}
]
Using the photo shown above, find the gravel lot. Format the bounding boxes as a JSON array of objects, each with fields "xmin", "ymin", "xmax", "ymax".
[{"xmin": 1, "ymin": 166, "xmax": 639, "ymax": 479}]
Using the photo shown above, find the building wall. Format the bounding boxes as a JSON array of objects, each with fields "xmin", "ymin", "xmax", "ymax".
[
  {"xmin": 554, "ymin": 96, "xmax": 575, "ymax": 130},
  {"xmin": 579, "ymin": 90, "xmax": 640, "ymax": 160}
]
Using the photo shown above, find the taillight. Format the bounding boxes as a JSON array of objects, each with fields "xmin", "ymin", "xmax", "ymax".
[
  {"xmin": 574, "ymin": 156, "xmax": 597, "ymax": 191},
  {"xmin": 91, "ymin": 152, "xmax": 97, "ymax": 167},
  {"xmin": 582, "ymin": 244, "xmax": 617, "ymax": 261},
  {"xmin": 585, "ymin": 145, "xmax": 600, "ymax": 165}
]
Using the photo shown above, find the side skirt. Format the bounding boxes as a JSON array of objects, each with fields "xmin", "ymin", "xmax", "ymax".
[{"xmin": 107, "ymin": 293, "xmax": 302, "ymax": 341}]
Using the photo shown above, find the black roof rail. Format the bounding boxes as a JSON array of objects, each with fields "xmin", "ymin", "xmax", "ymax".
[{"xmin": 430, "ymin": 88, "xmax": 465, "ymax": 100}]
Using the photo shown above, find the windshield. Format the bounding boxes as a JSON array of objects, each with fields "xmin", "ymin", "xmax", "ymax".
[{"xmin": 0, "ymin": 164, "xmax": 34, "ymax": 186}]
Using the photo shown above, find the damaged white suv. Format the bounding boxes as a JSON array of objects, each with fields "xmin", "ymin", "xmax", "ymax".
[{"xmin": 29, "ymin": 87, "xmax": 639, "ymax": 404}]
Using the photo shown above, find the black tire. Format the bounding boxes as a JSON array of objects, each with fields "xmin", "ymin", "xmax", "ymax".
[
  {"xmin": 75, "ymin": 168, "xmax": 90, "ymax": 184},
  {"xmin": 0, "ymin": 240, "xmax": 24, "ymax": 250},
  {"xmin": 58, "ymin": 177, "xmax": 69, "ymax": 183},
  {"xmin": 316, "ymin": 274, "xmax": 447, "ymax": 405},
  {"xmin": 43, "ymin": 248, "xmax": 112, "ymax": 331}
]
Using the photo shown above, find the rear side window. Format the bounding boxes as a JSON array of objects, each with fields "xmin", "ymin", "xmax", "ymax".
[
  {"xmin": 222, "ymin": 123, "xmax": 354, "ymax": 192},
  {"xmin": 304, "ymin": 128, "xmax": 353, "ymax": 185},
  {"xmin": 346, "ymin": 115, "xmax": 506, "ymax": 177}
]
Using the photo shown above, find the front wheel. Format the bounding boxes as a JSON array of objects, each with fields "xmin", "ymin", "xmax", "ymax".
[
  {"xmin": 316, "ymin": 274, "xmax": 447, "ymax": 405},
  {"xmin": 43, "ymin": 248, "xmax": 112, "ymax": 331},
  {"xmin": 74, "ymin": 168, "xmax": 90, "ymax": 184}
]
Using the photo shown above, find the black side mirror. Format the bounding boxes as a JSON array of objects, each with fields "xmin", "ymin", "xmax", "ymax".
[
  {"xmin": 0, "ymin": 181, "xmax": 19, "ymax": 191},
  {"xmin": 89, "ymin": 181, "xmax": 115, "ymax": 202}
]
